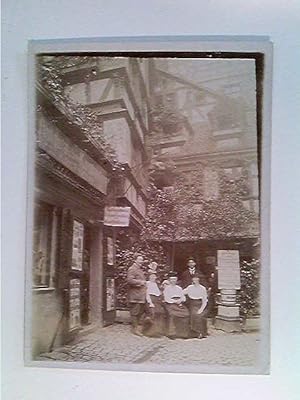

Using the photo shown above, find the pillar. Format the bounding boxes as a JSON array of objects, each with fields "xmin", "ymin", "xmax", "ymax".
[
  {"xmin": 89, "ymin": 224, "xmax": 104, "ymax": 326},
  {"xmin": 214, "ymin": 289, "xmax": 241, "ymax": 332}
]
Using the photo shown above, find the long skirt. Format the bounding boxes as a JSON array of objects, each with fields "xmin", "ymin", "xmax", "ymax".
[
  {"xmin": 188, "ymin": 299, "xmax": 208, "ymax": 337},
  {"xmin": 165, "ymin": 303, "xmax": 190, "ymax": 338},
  {"xmin": 143, "ymin": 295, "xmax": 166, "ymax": 337}
]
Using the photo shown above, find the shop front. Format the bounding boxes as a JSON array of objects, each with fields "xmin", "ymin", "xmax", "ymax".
[{"xmin": 31, "ymin": 156, "xmax": 109, "ymax": 357}]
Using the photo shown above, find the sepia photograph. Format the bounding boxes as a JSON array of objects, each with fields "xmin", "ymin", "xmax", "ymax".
[{"xmin": 26, "ymin": 47, "xmax": 270, "ymax": 374}]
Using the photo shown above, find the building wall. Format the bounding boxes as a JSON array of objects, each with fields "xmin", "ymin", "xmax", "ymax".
[
  {"xmin": 38, "ymin": 113, "xmax": 109, "ymax": 195},
  {"xmin": 32, "ymin": 57, "xmax": 151, "ymax": 356},
  {"xmin": 32, "ymin": 290, "xmax": 64, "ymax": 357},
  {"xmin": 103, "ymin": 117, "xmax": 132, "ymax": 165},
  {"xmin": 153, "ymin": 59, "xmax": 257, "ymax": 152}
]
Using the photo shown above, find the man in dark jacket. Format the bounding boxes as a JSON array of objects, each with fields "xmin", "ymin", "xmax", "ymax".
[
  {"xmin": 180, "ymin": 257, "xmax": 208, "ymax": 289},
  {"xmin": 127, "ymin": 254, "xmax": 147, "ymax": 336}
]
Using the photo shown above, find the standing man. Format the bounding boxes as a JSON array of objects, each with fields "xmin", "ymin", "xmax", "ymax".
[
  {"xmin": 180, "ymin": 257, "xmax": 208, "ymax": 289},
  {"xmin": 127, "ymin": 254, "xmax": 147, "ymax": 336}
]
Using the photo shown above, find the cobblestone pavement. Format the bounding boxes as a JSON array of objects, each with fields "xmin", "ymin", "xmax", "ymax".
[{"xmin": 37, "ymin": 324, "xmax": 259, "ymax": 367}]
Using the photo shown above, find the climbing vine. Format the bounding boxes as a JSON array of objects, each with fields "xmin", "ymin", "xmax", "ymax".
[
  {"xmin": 115, "ymin": 230, "xmax": 169, "ymax": 308},
  {"xmin": 143, "ymin": 166, "xmax": 259, "ymax": 242},
  {"xmin": 239, "ymin": 259, "xmax": 260, "ymax": 317},
  {"xmin": 37, "ymin": 55, "xmax": 120, "ymax": 169}
]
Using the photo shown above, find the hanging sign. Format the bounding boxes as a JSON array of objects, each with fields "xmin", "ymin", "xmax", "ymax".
[{"xmin": 104, "ymin": 206, "xmax": 131, "ymax": 227}]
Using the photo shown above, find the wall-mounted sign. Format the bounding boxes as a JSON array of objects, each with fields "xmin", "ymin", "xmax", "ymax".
[
  {"xmin": 217, "ymin": 250, "xmax": 241, "ymax": 290},
  {"xmin": 69, "ymin": 278, "xmax": 81, "ymax": 330},
  {"xmin": 104, "ymin": 206, "xmax": 131, "ymax": 227},
  {"xmin": 71, "ymin": 220, "xmax": 84, "ymax": 271},
  {"xmin": 107, "ymin": 237, "xmax": 114, "ymax": 265},
  {"xmin": 106, "ymin": 278, "xmax": 115, "ymax": 311},
  {"xmin": 217, "ymin": 250, "xmax": 240, "ymax": 268}
]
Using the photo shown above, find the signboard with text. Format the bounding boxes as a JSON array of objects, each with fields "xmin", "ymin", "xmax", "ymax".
[
  {"xmin": 107, "ymin": 237, "xmax": 114, "ymax": 265},
  {"xmin": 69, "ymin": 278, "xmax": 81, "ymax": 330},
  {"xmin": 106, "ymin": 278, "xmax": 115, "ymax": 311},
  {"xmin": 71, "ymin": 220, "xmax": 84, "ymax": 271},
  {"xmin": 104, "ymin": 206, "xmax": 131, "ymax": 227},
  {"xmin": 217, "ymin": 250, "xmax": 241, "ymax": 290}
]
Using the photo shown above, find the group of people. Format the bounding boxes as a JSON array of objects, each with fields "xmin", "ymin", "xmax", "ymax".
[{"xmin": 127, "ymin": 255, "xmax": 214, "ymax": 340}]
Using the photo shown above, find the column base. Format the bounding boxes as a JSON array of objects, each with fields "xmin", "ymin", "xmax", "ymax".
[{"xmin": 214, "ymin": 316, "xmax": 242, "ymax": 332}]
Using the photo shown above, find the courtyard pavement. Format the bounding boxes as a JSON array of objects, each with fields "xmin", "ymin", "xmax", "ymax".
[{"xmin": 36, "ymin": 324, "xmax": 260, "ymax": 368}]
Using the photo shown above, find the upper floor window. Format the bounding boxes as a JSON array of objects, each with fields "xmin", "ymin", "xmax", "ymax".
[
  {"xmin": 223, "ymin": 166, "xmax": 243, "ymax": 181},
  {"xmin": 165, "ymin": 92, "xmax": 178, "ymax": 109},
  {"xmin": 209, "ymin": 100, "xmax": 244, "ymax": 132},
  {"xmin": 203, "ymin": 168, "xmax": 219, "ymax": 200}
]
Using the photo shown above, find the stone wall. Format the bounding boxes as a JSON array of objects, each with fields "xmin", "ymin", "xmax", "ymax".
[{"xmin": 31, "ymin": 289, "xmax": 64, "ymax": 358}]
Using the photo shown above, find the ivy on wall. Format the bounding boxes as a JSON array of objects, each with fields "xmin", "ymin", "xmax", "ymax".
[
  {"xmin": 115, "ymin": 230, "xmax": 169, "ymax": 308},
  {"xmin": 143, "ymin": 165, "xmax": 259, "ymax": 242},
  {"xmin": 150, "ymin": 103, "xmax": 185, "ymax": 136},
  {"xmin": 37, "ymin": 55, "xmax": 120, "ymax": 169},
  {"xmin": 239, "ymin": 259, "xmax": 260, "ymax": 317}
]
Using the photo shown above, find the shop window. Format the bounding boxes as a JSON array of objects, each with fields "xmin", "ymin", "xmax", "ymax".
[
  {"xmin": 209, "ymin": 100, "xmax": 243, "ymax": 132},
  {"xmin": 33, "ymin": 202, "xmax": 58, "ymax": 288}
]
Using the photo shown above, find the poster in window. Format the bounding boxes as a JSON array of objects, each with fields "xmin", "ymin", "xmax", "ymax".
[
  {"xmin": 106, "ymin": 278, "xmax": 115, "ymax": 311},
  {"xmin": 71, "ymin": 220, "xmax": 84, "ymax": 271},
  {"xmin": 107, "ymin": 237, "xmax": 114, "ymax": 265},
  {"xmin": 69, "ymin": 278, "xmax": 81, "ymax": 330}
]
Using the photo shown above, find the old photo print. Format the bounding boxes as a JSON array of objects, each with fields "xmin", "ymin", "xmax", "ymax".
[{"xmin": 26, "ymin": 41, "xmax": 271, "ymax": 374}]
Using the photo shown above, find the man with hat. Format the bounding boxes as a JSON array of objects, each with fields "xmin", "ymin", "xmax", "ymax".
[
  {"xmin": 180, "ymin": 257, "xmax": 208, "ymax": 289},
  {"xmin": 127, "ymin": 254, "xmax": 147, "ymax": 336}
]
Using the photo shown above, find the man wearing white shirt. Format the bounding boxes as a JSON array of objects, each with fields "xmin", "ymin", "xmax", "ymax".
[{"xmin": 183, "ymin": 273, "xmax": 208, "ymax": 338}]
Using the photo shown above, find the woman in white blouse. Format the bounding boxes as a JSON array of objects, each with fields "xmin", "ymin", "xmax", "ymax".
[
  {"xmin": 144, "ymin": 270, "xmax": 166, "ymax": 337},
  {"xmin": 183, "ymin": 273, "xmax": 208, "ymax": 339},
  {"xmin": 163, "ymin": 271, "xmax": 190, "ymax": 339}
]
